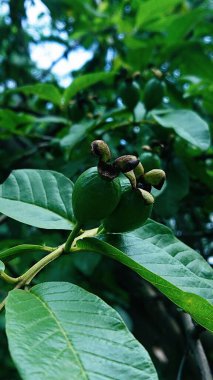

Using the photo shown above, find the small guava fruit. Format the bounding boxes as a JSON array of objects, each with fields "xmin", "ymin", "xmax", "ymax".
[
  {"xmin": 103, "ymin": 183, "xmax": 153, "ymax": 233},
  {"xmin": 143, "ymin": 78, "xmax": 165, "ymax": 111},
  {"xmin": 139, "ymin": 152, "xmax": 162, "ymax": 172},
  {"xmin": 118, "ymin": 80, "xmax": 140, "ymax": 111},
  {"xmin": 72, "ymin": 167, "xmax": 121, "ymax": 229}
]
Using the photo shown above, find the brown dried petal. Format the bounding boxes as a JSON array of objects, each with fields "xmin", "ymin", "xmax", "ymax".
[
  {"xmin": 144, "ymin": 169, "xmax": 166, "ymax": 190},
  {"xmin": 114, "ymin": 155, "xmax": 139, "ymax": 173},
  {"xmin": 138, "ymin": 188, "xmax": 155, "ymax": 205},
  {"xmin": 97, "ymin": 161, "xmax": 119, "ymax": 181},
  {"xmin": 91, "ymin": 140, "xmax": 111, "ymax": 162}
]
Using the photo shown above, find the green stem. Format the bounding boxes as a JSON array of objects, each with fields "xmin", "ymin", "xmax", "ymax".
[
  {"xmin": 64, "ymin": 222, "xmax": 82, "ymax": 253},
  {"xmin": 0, "ymin": 244, "xmax": 54, "ymax": 262},
  {"xmin": 0, "ymin": 271, "xmax": 19, "ymax": 284},
  {"xmin": 0, "ymin": 245, "xmax": 65, "ymax": 313},
  {"xmin": 21, "ymin": 244, "xmax": 64, "ymax": 283},
  {"xmin": 0, "ymin": 224, "xmax": 84, "ymax": 312}
]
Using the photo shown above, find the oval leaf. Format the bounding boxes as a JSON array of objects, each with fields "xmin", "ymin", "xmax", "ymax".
[
  {"xmin": 6, "ymin": 282, "xmax": 158, "ymax": 380},
  {"xmin": 62, "ymin": 72, "xmax": 115, "ymax": 106},
  {"xmin": 153, "ymin": 110, "xmax": 210, "ymax": 150},
  {"xmin": 0, "ymin": 170, "xmax": 74, "ymax": 230},
  {"xmin": 136, "ymin": 0, "xmax": 180, "ymax": 28},
  {"xmin": 60, "ymin": 122, "xmax": 94, "ymax": 150},
  {"xmin": 77, "ymin": 220, "xmax": 213, "ymax": 332},
  {"xmin": 0, "ymin": 109, "xmax": 35, "ymax": 131},
  {"xmin": 11, "ymin": 84, "xmax": 62, "ymax": 105}
]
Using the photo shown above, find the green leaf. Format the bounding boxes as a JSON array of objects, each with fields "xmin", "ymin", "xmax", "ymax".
[
  {"xmin": 77, "ymin": 220, "xmax": 213, "ymax": 332},
  {"xmin": 173, "ymin": 48, "xmax": 213, "ymax": 81},
  {"xmin": 34, "ymin": 116, "xmax": 70, "ymax": 125},
  {"xmin": 60, "ymin": 122, "xmax": 94, "ymax": 150},
  {"xmin": 62, "ymin": 72, "xmax": 115, "ymax": 106},
  {"xmin": 12, "ymin": 84, "xmax": 62, "ymax": 105},
  {"xmin": 0, "ymin": 109, "xmax": 35, "ymax": 131},
  {"xmin": 163, "ymin": 9, "xmax": 206, "ymax": 46},
  {"xmin": 136, "ymin": 0, "xmax": 181, "ymax": 28},
  {"xmin": 153, "ymin": 110, "xmax": 210, "ymax": 150},
  {"xmin": 0, "ymin": 170, "xmax": 74, "ymax": 230},
  {"xmin": 0, "ymin": 244, "xmax": 53, "ymax": 262},
  {"xmin": 6, "ymin": 282, "xmax": 158, "ymax": 380},
  {"xmin": 0, "ymin": 260, "xmax": 5, "ymax": 272}
]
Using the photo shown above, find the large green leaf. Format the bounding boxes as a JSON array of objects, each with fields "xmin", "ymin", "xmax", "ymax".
[
  {"xmin": 136, "ymin": 0, "xmax": 181, "ymax": 28},
  {"xmin": 0, "ymin": 170, "xmax": 74, "ymax": 230},
  {"xmin": 173, "ymin": 48, "xmax": 213, "ymax": 81},
  {"xmin": 153, "ymin": 110, "xmax": 210, "ymax": 150},
  {"xmin": 0, "ymin": 109, "xmax": 35, "ymax": 131},
  {"xmin": 77, "ymin": 220, "xmax": 213, "ymax": 332},
  {"xmin": 12, "ymin": 84, "xmax": 62, "ymax": 105},
  {"xmin": 62, "ymin": 72, "xmax": 115, "ymax": 106},
  {"xmin": 6, "ymin": 282, "xmax": 158, "ymax": 380},
  {"xmin": 60, "ymin": 122, "xmax": 94, "ymax": 151}
]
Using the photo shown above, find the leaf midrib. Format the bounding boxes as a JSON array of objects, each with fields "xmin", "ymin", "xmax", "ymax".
[{"xmin": 30, "ymin": 290, "xmax": 89, "ymax": 380}]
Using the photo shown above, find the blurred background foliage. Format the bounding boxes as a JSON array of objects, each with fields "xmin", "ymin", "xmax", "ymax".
[{"xmin": 0, "ymin": 0, "xmax": 212, "ymax": 379}]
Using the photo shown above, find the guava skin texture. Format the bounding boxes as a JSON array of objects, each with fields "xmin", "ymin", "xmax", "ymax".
[
  {"xmin": 72, "ymin": 167, "xmax": 121, "ymax": 229},
  {"xmin": 143, "ymin": 78, "xmax": 165, "ymax": 111},
  {"xmin": 119, "ymin": 81, "xmax": 140, "ymax": 111},
  {"xmin": 103, "ymin": 184, "xmax": 153, "ymax": 232}
]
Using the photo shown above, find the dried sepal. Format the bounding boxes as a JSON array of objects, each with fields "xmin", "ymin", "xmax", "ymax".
[
  {"xmin": 134, "ymin": 162, "xmax": 144, "ymax": 178},
  {"xmin": 91, "ymin": 140, "xmax": 111, "ymax": 162},
  {"xmin": 124, "ymin": 170, "xmax": 137, "ymax": 188},
  {"xmin": 114, "ymin": 155, "xmax": 139, "ymax": 173},
  {"xmin": 97, "ymin": 161, "xmax": 119, "ymax": 181},
  {"xmin": 138, "ymin": 188, "xmax": 155, "ymax": 205},
  {"xmin": 137, "ymin": 180, "xmax": 152, "ymax": 193},
  {"xmin": 144, "ymin": 169, "xmax": 166, "ymax": 190}
]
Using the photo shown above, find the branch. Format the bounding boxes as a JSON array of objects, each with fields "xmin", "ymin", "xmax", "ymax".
[
  {"xmin": 0, "ymin": 223, "xmax": 83, "ymax": 312},
  {"xmin": 0, "ymin": 244, "xmax": 64, "ymax": 312},
  {"xmin": 181, "ymin": 313, "xmax": 212, "ymax": 380}
]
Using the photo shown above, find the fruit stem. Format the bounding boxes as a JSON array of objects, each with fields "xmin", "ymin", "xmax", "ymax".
[{"xmin": 64, "ymin": 222, "xmax": 82, "ymax": 253}]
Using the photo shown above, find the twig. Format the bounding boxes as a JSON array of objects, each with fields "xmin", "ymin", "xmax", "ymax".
[
  {"xmin": 0, "ymin": 215, "xmax": 7, "ymax": 224},
  {"xmin": 176, "ymin": 349, "xmax": 188, "ymax": 380},
  {"xmin": 181, "ymin": 313, "xmax": 212, "ymax": 380},
  {"xmin": 0, "ymin": 224, "xmax": 83, "ymax": 312},
  {"xmin": 64, "ymin": 223, "xmax": 82, "ymax": 253},
  {"xmin": 0, "ymin": 244, "xmax": 65, "ymax": 312}
]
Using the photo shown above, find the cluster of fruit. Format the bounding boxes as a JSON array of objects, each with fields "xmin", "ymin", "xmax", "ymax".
[
  {"xmin": 118, "ymin": 72, "xmax": 165, "ymax": 112},
  {"xmin": 72, "ymin": 140, "xmax": 166, "ymax": 232},
  {"xmin": 68, "ymin": 72, "xmax": 165, "ymax": 120}
]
